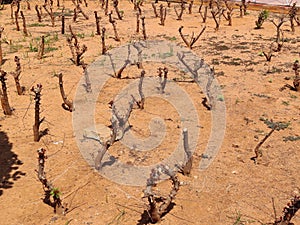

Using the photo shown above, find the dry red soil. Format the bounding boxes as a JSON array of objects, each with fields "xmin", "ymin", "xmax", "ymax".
[{"xmin": 0, "ymin": 1, "xmax": 300, "ymax": 225}]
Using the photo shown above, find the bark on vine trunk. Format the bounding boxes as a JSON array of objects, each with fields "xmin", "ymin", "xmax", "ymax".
[
  {"xmin": 58, "ymin": 73, "xmax": 73, "ymax": 112},
  {"xmin": 31, "ymin": 84, "xmax": 42, "ymax": 142},
  {"xmin": 0, "ymin": 70, "xmax": 12, "ymax": 115}
]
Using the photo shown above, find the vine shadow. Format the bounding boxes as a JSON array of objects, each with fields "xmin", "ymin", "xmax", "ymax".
[{"xmin": 0, "ymin": 129, "xmax": 25, "ymax": 196}]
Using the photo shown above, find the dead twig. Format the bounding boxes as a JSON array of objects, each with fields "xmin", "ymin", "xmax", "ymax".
[
  {"xmin": 11, "ymin": 56, "xmax": 25, "ymax": 95},
  {"xmin": 14, "ymin": 11, "xmax": 20, "ymax": 31},
  {"xmin": 157, "ymin": 67, "xmax": 168, "ymax": 94},
  {"xmin": 37, "ymin": 35, "xmax": 45, "ymax": 59},
  {"xmin": 116, "ymin": 45, "xmax": 131, "ymax": 79},
  {"xmin": 67, "ymin": 25, "xmax": 87, "ymax": 65},
  {"xmin": 94, "ymin": 11, "xmax": 101, "ymax": 35},
  {"xmin": 205, "ymin": 67, "xmax": 215, "ymax": 110},
  {"xmin": 251, "ymin": 119, "xmax": 289, "ymax": 164},
  {"xmin": 198, "ymin": 0, "xmax": 208, "ymax": 23},
  {"xmin": 104, "ymin": 0, "xmax": 109, "ymax": 15},
  {"xmin": 141, "ymin": 16, "xmax": 147, "ymax": 40},
  {"xmin": 20, "ymin": 11, "xmax": 28, "ymax": 36},
  {"xmin": 223, "ymin": 0, "xmax": 234, "ymax": 26},
  {"xmin": 136, "ymin": 70, "xmax": 145, "ymax": 109},
  {"xmin": 0, "ymin": 27, "xmax": 4, "ymax": 66},
  {"xmin": 108, "ymin": 11, "xmax": 120, "ymax": 42},
  {"xmin": 36, "ymin": 148, "xmax": 67, "ymax": 214},
  {"xmin": 211, "ymin": 7, "xmax": 224, "ymax": 31},
  {"xmin": 35, "ymin": 5, "xmax": 42, "ymax": 22},
  {"xmin": 31, "ymin": 84, "xmax": 43, "ymax": 142},
  {"xmin": 188, "ymin": 0, "xmax": 193, "ymax": 14},
  {"xmin": 75, "ymin": 3, "xmax": 89, "ymax": 20},
  {"xmin": 252, "ymin": 125, "xmax": 276, "ymax": 163},
  {"xmin": 152, "ymin": 2, "xmax": 158, "ymax": 17},
  {"xmin": 280, "ymin": 60, "xmax": 300, "ymax": 92},
  {"xmin": 113, "ymin": 0, "xmax": 123, "ymax": 20},
  {"xmin": 177, "ymin": 52, "xmax": 204, "ymax": 83},
  {"xmin": 159, "ymin": 4, "xmax": 167, "ymax": 26},
  {"xmin": 142, "ymin": 165, "xmax": 180, "ymax": 223},
  {"xmin": 82, "ymin": 63, "xmax": 92, "ymax": 93},
  {"xmin": 0, "ymin": 70, "xmax": 12, "ymax": 115},
  {"xmin": 111, "ymin": 97, "xmax": 134, "ymax": 142},
  {"xmin": 116, "ymin": 59, "xmax": 130, "ymax": 79},
  {"xmin": 61, "ymin": 14, "xmax": 65, "ymax": 34},
  {"xmin": 178, "ymin": 25, "xmax": 206, "ymax": 49},
  {"xmin": 273, "ymin": 196, "xmax": 300, "ymax": 225},
  {"xmin": 174, "ymin": 1, "xmax": 185, "ymax": 20},
  {"xmin": 43, "ymin": 4, "xmax": 55, "ymax": 27},
  {"xmin": 136, "ymin": 12, "xmax": 140, "ymax": 33},
  {"xmin": 101, "ymin": 27, "xmax": 107, "ymax": 55},
  {"xmin": 293, "ymin": 60, "xmax": 300, "ymax": 92},
  {"xmin": 241, "ymin": 0, "xmax": 247, "ymax": 16},
  {"xmin": 133, "ymin": 42, "xmax": 143, "ymax": 69},
  {"xmin": 271, "ymin": 17, "xmax": 285, "ymax": 51},
  {"xmin": 179, "ymin": 128, "xmax": 192, "ymax": 176},
  {"xmin": 288, "ymin": 3, "xmax": 298, "ymax": 32},
  {"xmin": 58, "ymin": 73, "xmax": 73, "ymax": 112},
  {"xmin": 25, "ymin": 0, "xmax": 30, "ymax": 10}
]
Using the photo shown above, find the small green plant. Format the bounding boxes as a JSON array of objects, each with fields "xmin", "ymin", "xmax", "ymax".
[
  {"xmin": 166, "ymin": 36, "xmax": 177, "ymax": 41},
  {"xmin": 28, "ymin": 23, "xmax": 46, "ymax": 27},
  {"xmin": 282, "ymin": 100, "xmax": 289, "ymax": 106},
  {"xmin": 43, "ymin": 33, "xmax": 58, "ymax": 44},
  {"xmin": 29, "ymin": 42, "xmax": 38, "ymax": 52},
  {"xmin": 259, "ymin": 117, "xmax": 290, "ymax": 130},
  {"xmin": 45, "ymin": 46, "xmax": 58, "ymax": 53},
  {"xmin": 37, "ymin": 148, "xmax": 66, "ymax": 213},
  {"xmin": 252, "ymin": 118, "xmax": 290, "ymax": 163},
  {"xmin": 232, "ymin": 211, "xmax": 244, "ymax": 225},
  {"xmin": 50, "ymin": 187, "xmax": 61, "ymax": 199},
  {"xmin": 255, "ymin": 10, "xmax": 269, "ymax": 29},
  {"xmin": 217, "ymin": 95, "xmax": 224, "ymax": 101},
  {"xmin": 158, "ymin": 46, "xmax": 174, "ymax": 59},
  {"xmin": 283, "ymin": 136, "xmax": 300, "ymax": 142},
  {"xmin": 9, "ymin": 43, "xmax": 23, "ymax": 53},
  {"xmin": 229, "ymin": 211, "xmax": 256, "ymax": 225},
  {"xmin": 28, "ymin": 33, "xmax": 59, "ymax": 55},
  {"xmin": 107, "ymin": 209, "xmax": 126, "ymax": 225},
  {"xmin": 52, "ymin": 32, "xmax": 59, "ymax": 42},
  {"xmin": 253, "ymin": 93, "xmax": 271, "ymax": 99},
  {"xmin": 76, "ymin": 33, "xmax": 85, "ymax": 38}
]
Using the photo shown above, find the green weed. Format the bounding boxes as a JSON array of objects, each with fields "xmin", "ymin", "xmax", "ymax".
[{"xmin": 28, "ymin": 23, "xmax": 46, "ymax": 27}]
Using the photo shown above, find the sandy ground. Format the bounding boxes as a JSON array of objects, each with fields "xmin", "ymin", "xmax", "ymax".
[
  {"xmin": 0, "ymin": 0, "xmax": 300, "ymax": 225},
  {"xmin": 243, "ymin": 0, "xmax": 300, "ymax": 7}
]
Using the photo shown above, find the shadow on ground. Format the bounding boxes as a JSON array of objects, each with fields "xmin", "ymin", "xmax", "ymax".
[
  {"xmin": 0, "ymin": 128, "xmax": 25, "ymax": 196},
  {"xmin": 137, "ymin": 202, "xmax": 175, "ymax": 225}
]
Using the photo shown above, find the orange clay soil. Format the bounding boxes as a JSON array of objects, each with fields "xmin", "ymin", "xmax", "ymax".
[{"xmin": 0, "ymin": 1, "xmax": 300, "ymax": 225}]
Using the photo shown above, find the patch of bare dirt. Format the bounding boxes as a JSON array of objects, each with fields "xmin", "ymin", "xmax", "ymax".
[{"xmin": 0, "ymin": 1, "xmax": 299, "ymax": 225}]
